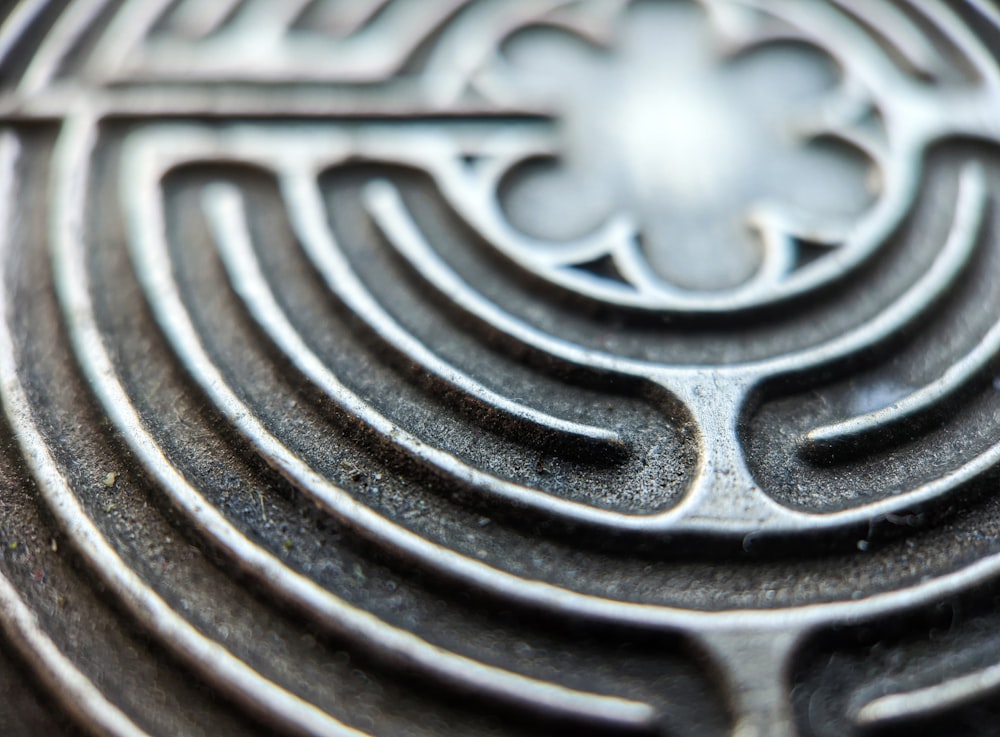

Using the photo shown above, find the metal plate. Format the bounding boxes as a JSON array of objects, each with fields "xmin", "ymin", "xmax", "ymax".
[{"xmin": 1, "ymin": 1, "xmax": 1000, "ymax": 735}]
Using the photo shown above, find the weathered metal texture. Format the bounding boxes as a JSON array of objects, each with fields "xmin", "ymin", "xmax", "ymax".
[{"xmin": 0, "ymin": 1, "xmax": 1000, "ymax": 736}]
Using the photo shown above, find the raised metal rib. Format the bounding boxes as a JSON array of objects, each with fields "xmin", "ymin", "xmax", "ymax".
[
  {"xmin": 214, "ymin": 174, "xmax": 624, "ymax": 455},
  {"xmin": 804, "ymin": 316, "xmax": 1000, "ymax": 453}
]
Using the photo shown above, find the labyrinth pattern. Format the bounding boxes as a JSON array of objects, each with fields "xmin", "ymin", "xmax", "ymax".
[{"xmin": 2, "ymin": 2, "xmax": 1000, "ymax": 736}]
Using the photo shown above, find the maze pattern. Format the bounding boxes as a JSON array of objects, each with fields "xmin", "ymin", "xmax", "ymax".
[{"xmin": 1, "ymin": 2, "xmax": 1000, "ymax": 736}]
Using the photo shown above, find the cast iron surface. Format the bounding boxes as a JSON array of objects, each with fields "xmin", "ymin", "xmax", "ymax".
[{"xmin": 1, "ymin": 1, "xmax": 1000, "ymax": 735}]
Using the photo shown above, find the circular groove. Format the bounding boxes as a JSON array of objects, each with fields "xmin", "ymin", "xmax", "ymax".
[
  {"xmin": 0, "ymin": 129, "xmax": 151, "ymax": 737},
  {"xmin": 365, "ymin": 168, "xmax": 998, "ymax": 533},
  {"xmin": 59, "ymin": 119, "xmax": 662, "ymax": 731},
  {"xmin": 803, "ymin": 314, "xmax": 1000, "ymax": 452},
  {"xmin": 3, "ymin": 3, "xmax": 1000, "ymax": 735},
  {"xmin": 0, "ymin": 570, "xmax": 150, "ymax": 737},
  {"xmin": 202, "ymin": 179, "xmax": 624, "ymax": 453},
  {"xmin": 47, "ymin": 113, "xmax": 364, "ymax": 737},
  {"xmin": 116, "ymin": 119, "xmax": 1000, "ymax": 631}
]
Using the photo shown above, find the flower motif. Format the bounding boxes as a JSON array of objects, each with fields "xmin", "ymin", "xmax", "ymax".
[{"xmin": 479, "ymin": 0, "xmax": 879, "ymax": 295}]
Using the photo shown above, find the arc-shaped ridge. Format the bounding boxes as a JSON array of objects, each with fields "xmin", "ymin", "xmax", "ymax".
[
  {"xmin": 50, "ymin": 114, "xmax": 378, "ymax": 737},
  {"xmin": 125, "ymin": 144, "xmax": 676, "ymax": 533},
  {"xmin": 0, "ymin": 129, "xmax": 153, "ymax": 737},
  {"xmin": 48, "ymin": 127, "xmax": 663, "ymax": 732},
  {"xmin": 214, "ymin": 174, "xmax": 624, "ymax": 454},
  {"xmin": 855, "ymin": 661, "xmax": 1000, "ymax": 728},
  {"xmin": 804, "ymin": 314, "xmax": 1000, "ymax": 453}
]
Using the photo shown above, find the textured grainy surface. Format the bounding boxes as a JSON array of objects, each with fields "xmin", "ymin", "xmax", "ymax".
[{"xmin": 2, "ymin": 1, "xmax": 1000, "ymax": 736}]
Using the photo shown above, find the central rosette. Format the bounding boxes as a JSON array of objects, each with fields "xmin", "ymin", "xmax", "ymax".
[{"xmin": 479, "ymin": 0, "xmax": 877, "ymax": 295}]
